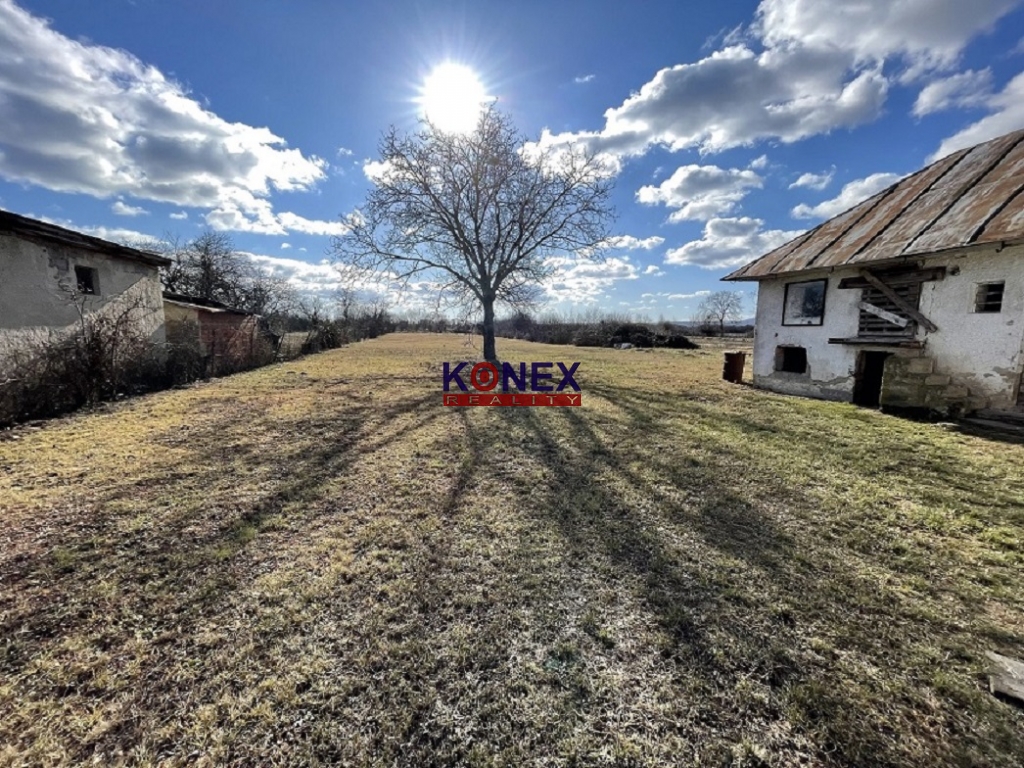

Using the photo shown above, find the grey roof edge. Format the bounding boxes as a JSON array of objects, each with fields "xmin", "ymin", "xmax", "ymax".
[
  {"xmin": 0, "ymin": 208, "xmax": 172, "ymax": 268},
  {"xmin": 724, "ymin": 236, "xmax": 1024, "ymax": 281}
]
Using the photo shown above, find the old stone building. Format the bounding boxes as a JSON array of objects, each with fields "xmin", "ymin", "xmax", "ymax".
[{"xmin": 724, "ymin": 128, "xmax": 1024, "ymax": 417}]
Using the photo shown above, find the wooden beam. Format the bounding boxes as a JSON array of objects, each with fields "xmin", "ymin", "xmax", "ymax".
[
  {"xmin": 827, "ymin": 337, "xmax": 924, "ymax": 347},
  {"xmin": 859, "ymin": 301, "xmax": 910, "ymax": 327},
  {"xmin": 986, "ymin": 652, "xmax": 1024, "ymax": 704},
  {"xmin": 838, "ymin": 267, "xmax": 945, "ymax": 289},
  {"xmin": 860, "ymin": 269, "xmax": 939, "ymax": 333}
]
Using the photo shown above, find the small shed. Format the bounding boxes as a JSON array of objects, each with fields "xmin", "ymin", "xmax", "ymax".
[{"xmin": 163, "ymin": 293, "xmax": 263, "ymax": 375}]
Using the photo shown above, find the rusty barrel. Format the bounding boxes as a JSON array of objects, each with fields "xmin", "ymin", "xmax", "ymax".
[{"xmin": 722, "ymin": 351, "xmax": 746, "ymax": 383}]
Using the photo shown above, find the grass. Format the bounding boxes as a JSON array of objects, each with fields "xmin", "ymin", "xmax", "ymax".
[{"xmin": 1, "ymin": 332, "xmax": 1022, "ymax": 767}]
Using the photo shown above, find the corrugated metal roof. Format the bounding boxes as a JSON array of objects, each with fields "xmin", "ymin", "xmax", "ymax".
[
  {"xmin": 724, "ymin": 128, "xmax": 1024, "ymax": 281},
  {"xmin": 0, "ymin": 208, "xmax": 171, "ymax": 268}
]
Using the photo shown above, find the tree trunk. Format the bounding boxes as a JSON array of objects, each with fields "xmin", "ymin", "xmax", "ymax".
[{"xmin": 482, "ymin": 294, "xmax": 497, "ymax": 362}]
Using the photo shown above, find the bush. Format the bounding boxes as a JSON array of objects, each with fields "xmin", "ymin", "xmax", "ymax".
[
  {"xmin": 0, "ymin": 309, "xmax": 162, "ymax": 427},
  {"xmin": 609, "ymin": 323, "xmax": 655, "ymax": 348},
  {"xmin": 655, "ymin": 333, "xmax": 700, "ymax": 350},
  {"xmin": 571, "ymin": 326, "xmax": 610, "ymax": 347}
]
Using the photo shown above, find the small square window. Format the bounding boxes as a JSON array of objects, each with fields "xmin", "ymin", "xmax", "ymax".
[
  {"xmin": 974, "ymin": 282, "xmax": 1004, "ymax": 313},
  {"xmin": 782, "ymin": 280, "xmax": 826, "ymax": 326},
  {"xmin": 74, "ymin": 266, "xmax": 99, "ymax": 295},
  {"xmin": 775, "ymin": 346, "xmax": 808, "ymax": 374}
]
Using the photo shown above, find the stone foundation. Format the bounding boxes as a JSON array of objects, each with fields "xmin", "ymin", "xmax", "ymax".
[{"xmin": 880, "ymin": 354, "xmax": 989, "ymax": 416}]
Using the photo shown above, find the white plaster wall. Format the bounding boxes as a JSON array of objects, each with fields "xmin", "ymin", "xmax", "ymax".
[
  {"xmin": 917, "ymin": 245, "xmax": 1024, "ymax": 407},
  {"xmin": 0, "ymin": 234, "xmax": 166, "ymax": 355},
  {"xmin": 752, "ymin": 273, "xmax": 861, "ymax": 400}
]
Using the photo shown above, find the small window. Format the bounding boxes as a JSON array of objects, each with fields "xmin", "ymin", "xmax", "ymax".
[
  {"xmin": 974, "ymin": 282, "xmax": 1004, "ymax": 313},
  {"xmin": 782, "ymin": 280, "xmax": 826, "ymax": 326},
  {"xmin": 74, "ymin": 266, "xmax": 99, "ymax": 295},
  {"xmin": 775, "ymin": 346, "xmax": 808, "ymax": 374}
]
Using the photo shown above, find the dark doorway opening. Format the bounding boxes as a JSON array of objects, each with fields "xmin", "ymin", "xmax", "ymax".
[{"xmin": 853, "ymin": 351, "xmax": 891, "ymax": 407}]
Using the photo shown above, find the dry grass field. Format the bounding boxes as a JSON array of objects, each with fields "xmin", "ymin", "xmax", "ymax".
[{"xmin": 1, "ymin": 333, "xmax": 1022, "ymax": 767}]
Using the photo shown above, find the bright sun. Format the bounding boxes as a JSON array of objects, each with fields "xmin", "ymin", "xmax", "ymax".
[{"xmin": 419, "ymin": 62, "xmax": 488, "ymax": 134}]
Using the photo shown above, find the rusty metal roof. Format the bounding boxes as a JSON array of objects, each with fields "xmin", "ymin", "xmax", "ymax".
[
  {"xmin": 0, "ymin": 208, "xmax": 171, "ymax": 268},
  {"xmin": 724, "ymin": 128, "xmax": 1024, "ymax": 281}
]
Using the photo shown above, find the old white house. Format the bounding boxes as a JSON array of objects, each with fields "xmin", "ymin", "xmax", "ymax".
[
  {"xmin": 724, "ymin": 128, "xmax": 1024, "ymax": 417},
  {"xmin": 0, "ymin": 209, "xmax": 169, "ymax": 353}
]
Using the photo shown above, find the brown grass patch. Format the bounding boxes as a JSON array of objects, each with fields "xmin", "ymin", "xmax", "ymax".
[{"xmin": 1, "ymin": 333, "xmax": 1022, "ymax": 766}]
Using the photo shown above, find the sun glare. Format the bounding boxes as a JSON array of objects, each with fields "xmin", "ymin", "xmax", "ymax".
[{"xmin": 419, "ymin": 62, "xmax": 488, "ymax": 134}]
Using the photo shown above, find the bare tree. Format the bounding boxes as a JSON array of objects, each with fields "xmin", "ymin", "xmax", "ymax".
[
  {"xmin": 157, "ymin": 231, "xmax": 295, "ymax": 317},
  {"xmin": 695, "ymin": 291, "xmax": 745, "ymax": 336},
  {"xmin": 331, "ymin": 106, "xmax": 615, "ymax": 361}
]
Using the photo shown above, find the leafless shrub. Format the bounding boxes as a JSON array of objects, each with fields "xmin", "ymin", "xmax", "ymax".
[{"xmin": 0, "ymin": 288, "xmax": 162, "ymax": 426}]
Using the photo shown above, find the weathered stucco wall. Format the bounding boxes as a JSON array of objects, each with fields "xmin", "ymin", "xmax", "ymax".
[
  {"xmin": 752, "ymin": 273, "xmax": 861, "ymax": 401},
  {"xmin": 0, "ymin": 233, "xmax": 166, "ymax": 354},
  {"xmin": 916, "ymin": 247, "xmax": 1024, "ymax": 408},
  {"xmin": 750, "ymin": 244, "xmax": 1024, "ymax": 412}
]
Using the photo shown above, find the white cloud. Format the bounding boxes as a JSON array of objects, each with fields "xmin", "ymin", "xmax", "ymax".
[
  {"xmin": 532, "ymin": 46, "xmax": 887, "ymax": 162},
  {"xmin": 528, "ymin": 0, "xmax": 1018, "ymax": 166},
  {"xmin": 245, "ymin": 253, "xmax": 344, "ymax": 294},
  {"xmin": 544, "ymin": 256, "xmax": 639, "ymax": 302},
  {"xmin": 791, "ymin": 172, "xmax": 902, "ymax": 219},
  {"xmin": 574, "ymin": 74, "xmax": 596, "ymax": 84},
  {"xmin": 363, "ymin": 159, "xmax": 393, "ymax": 182},
  {"xmin": 277, "ymin": 211, "xmax": 348, "ymax": 236},
  {"xmin": 749, "ymin": 154, "xmax": 769, "ymax": 170},
  {"xmin": 0, "ymin": 1, "xmax": 328, "ymax": 235},
  {"xmin": 665, "ymin": 217, "xmax": 804, "ymax": 269},
  {"xmin": 668, "ymin": 290, "xmax": 712, "ymax": 300},
  {"xmin": 281, "ymin": 242, "xmax": 291, "ymax": 249},
  {"xmin": 111, "ymin": 200, "xmax": 148, "ymax": 216},
  {"xmin": 756, "ymin": 0, "xmax": 1018, "ymax": 74},
  {"xmin": 929, "ymin": 71, "xmax": 1024, "ymax": 160},
  {"xmin": 913, "ymin": 69, "xmax": 994, "ymax": 116},
  {"xmin": 637, "ymin": 164, "xmax": 763, "ymax": 222},
  {"xmin": 788, "ymin": 169, "xmax": 834, "ymax": 190},
  {"xmin": 336, "ymin": 146, "xmax": 354, "ymax": 157},
  {"xmin": 643, "ymin": 265, "xmax": 665, "ymax": 276},
  {"xmin": 201, "ymin": 199, "xmax": 348, "ymax": 236},
  {"xmin": 27, "ymin": 212, "xmax": 158, "ymax": 245},
  {"xmin": 602, "ymin": 235, "xmax": 665, "ymax": 250},
  {"xmin": 169, "ymin": 210, "xmax": 188, "ymax": 220}
]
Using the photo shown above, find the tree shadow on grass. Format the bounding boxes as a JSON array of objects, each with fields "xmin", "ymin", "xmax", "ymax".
[
  {"xmin": 464, "ymin": 382, "xmax": 1024, "ymax": 767},
  {"xmin": 1, "ymin": 389, "xmax": 444, "ymax": 668}
]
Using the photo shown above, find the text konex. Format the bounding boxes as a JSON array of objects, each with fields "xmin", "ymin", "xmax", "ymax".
[{"xmin": 442, "ymin": 361, "xmax": 582, "ymax": 406}]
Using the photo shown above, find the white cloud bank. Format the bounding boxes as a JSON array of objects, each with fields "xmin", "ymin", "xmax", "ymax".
[
  {"xmin": 111, "ymin": 200, "xmax": 149, "ymax": 217},
  {"xmin": 913, "ymin": 69, "xmax": 994, "ymax": 116},
  {"xmin": 788, "ymin": 169, "xmax": 834, "ymax": 191},
  {"xmin": 544, "ymin": 256, "xmax": 639, "ymax": 303},
  {"xmin": 637, "ymin": 164, "xmax": 763, "ymax": 221},
  {"xmin": 929, "ymin": 71, "xmax": 1024, "ymax": 160},
  {"xmin": 791, "ymin": 172, "xmax": 903, "ymax": 219},
  {"xmin": 528, "ymin": 0, "xmax": 1018, "ymax": 168},
  {"xmin": 0, "ymin": 0, "xmax": 343, "ymax": 237},
  {"xmin": 665, "ymin": 217, "xmax": 803, "ymax": 269}
]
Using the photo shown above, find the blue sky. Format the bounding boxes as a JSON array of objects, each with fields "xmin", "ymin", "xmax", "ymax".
[{"xmin": 2, "ymin": 0, "xmax": 1023, "ymax": 320}]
